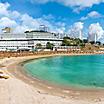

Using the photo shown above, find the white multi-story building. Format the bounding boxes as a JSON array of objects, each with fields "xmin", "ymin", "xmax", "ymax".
[
  {"xmin": 88, "ymin": 33, "xmax": 97, "ymax": 43},
  {"xmin": 0, "ymin": 30, "xmax": 63, "ymax": 51}
]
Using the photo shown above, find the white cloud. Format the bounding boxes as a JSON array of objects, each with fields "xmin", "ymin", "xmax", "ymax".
[
  {"xmin": 88, "ymin": 11, "xmax": 101, "ymax": 17},
  {"xmin": 0, "ymin": 2, "xmax": 10, "ymax": 16},
  {"xmin": 0, "ymin": 17, "xmax": 17, "ymax": 28},
  {"xmin": 55, "ymin": 27, "xmax": 65, "ymax": 34},
  {"xmin": 14, "ymin": 25, "xmax": 29, "ymax": 33},
  {"xmin": 81, "ymin": 11, "xmax": 102, "ymax": 20},
  {"xmin": 88, "ymin": 23, "xmax": 104, "ymax": 41},
  {"xmin": 20, "ymin": 14, "xmax": 39, "ymax": 29},
  {"xmin": 20, "ymin": 13, "xmax": 66, "ymax": 33},
  {"xmin": 73, "ymin": 22, "xmax": 84, "ymax": 30},
  {"xmin": 68, "ymin": 22, "xmax": 84, "ymax": 38},
  {"xmin": 10, "ymin": 11, "xmax": 21, "ymax": 19},
  {"xmin": 0, "ymin": 2, "xmax": 21, "ymax": 19},
  {"xmin": 30, "ymin": 0, "xmax": 104, "ymax": 12},
  {"xmin": 0, "ymin": 2, "xmax": 66, "ymax": 33}
]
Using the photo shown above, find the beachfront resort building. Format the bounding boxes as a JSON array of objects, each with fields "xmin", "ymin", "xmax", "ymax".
[{"xmin": 0, "ymin": 29, "xmax": 63, "ymax": 51}]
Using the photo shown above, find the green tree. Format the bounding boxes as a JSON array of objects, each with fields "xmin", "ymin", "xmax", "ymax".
[
  {"xmin": 62, "ymin": 37, "xmax": 84, "ymax": 46},
  {"xmin": 46, "ymin": 42, "xmax": 54, "ymax": 50},
  {"xmin": 36, "ymin": 43, "xmax": 42, "ymax": 49}
]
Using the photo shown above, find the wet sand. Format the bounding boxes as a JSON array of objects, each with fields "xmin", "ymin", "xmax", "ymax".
[{"xmin": 1, "ymin": 53, "xmax": 104, "ymax": 104}]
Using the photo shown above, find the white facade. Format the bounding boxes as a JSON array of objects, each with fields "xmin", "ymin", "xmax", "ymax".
[
  {"xmin": 25, "ymin": 31, "xmax": 61, "ymax": 39},
  {"xmin": 0, "ymin": 31, "xmax": 63, "ymax": 51}
]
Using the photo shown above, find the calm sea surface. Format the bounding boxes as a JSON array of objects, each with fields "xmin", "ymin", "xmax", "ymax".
[{"xmin": 24, "ymin": 55, "xmax": 104, "ymax": 89}]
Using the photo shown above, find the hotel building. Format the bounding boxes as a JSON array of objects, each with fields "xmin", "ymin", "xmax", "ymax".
[{"xmin": 0, "ymin": 30, "xmax": 63, "ymax": 51}]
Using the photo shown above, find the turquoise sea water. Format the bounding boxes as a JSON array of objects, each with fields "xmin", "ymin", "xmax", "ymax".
[{"xmin": 24, "ymin": 55, "xmax": 104, "ymax": 89}]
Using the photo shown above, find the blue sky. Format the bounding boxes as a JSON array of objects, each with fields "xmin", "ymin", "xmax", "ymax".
[
  {"xmin": 2, "ymin": 0, "xmax": 104, "ymax": 22},
  {"xmin": 0, "ymin": 0, "xmax": 104, "ymax": 40}
]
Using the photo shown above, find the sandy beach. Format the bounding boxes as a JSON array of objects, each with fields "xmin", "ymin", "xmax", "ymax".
[{"xmin": 1, "ymin": 53, "xmax": 104, "ymax": 104}]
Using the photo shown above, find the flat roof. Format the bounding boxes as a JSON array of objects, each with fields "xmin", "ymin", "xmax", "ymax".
[{"xmin": 25, "ymin": 30, "xmax": 50, "ymax": 33}]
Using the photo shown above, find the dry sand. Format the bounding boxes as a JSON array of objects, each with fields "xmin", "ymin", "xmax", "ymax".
[{"xmin": 0, "ymin": 54, "xmax": 104, "ymax": 104}]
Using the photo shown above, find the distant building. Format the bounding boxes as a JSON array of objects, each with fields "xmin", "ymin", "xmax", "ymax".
[
  {"xmin": 79, "ymin": 30, "xmax": 83, "ymax": 40},
  {"xmin": 88, "ymin": 32, "xmax": 97, "ymax": 43},
  {"xmin": 2, "ymin": 27, "xmax": 11, "ymax": 33},
  {"xmin": 39, "ymin": 25, "xmax": 48, "ymax": 32}
]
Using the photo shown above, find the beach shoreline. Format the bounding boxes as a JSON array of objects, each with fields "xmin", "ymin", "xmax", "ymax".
[{"xmin": 1, "ymin": 52, "xmax": 104, "ymax": 104}]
